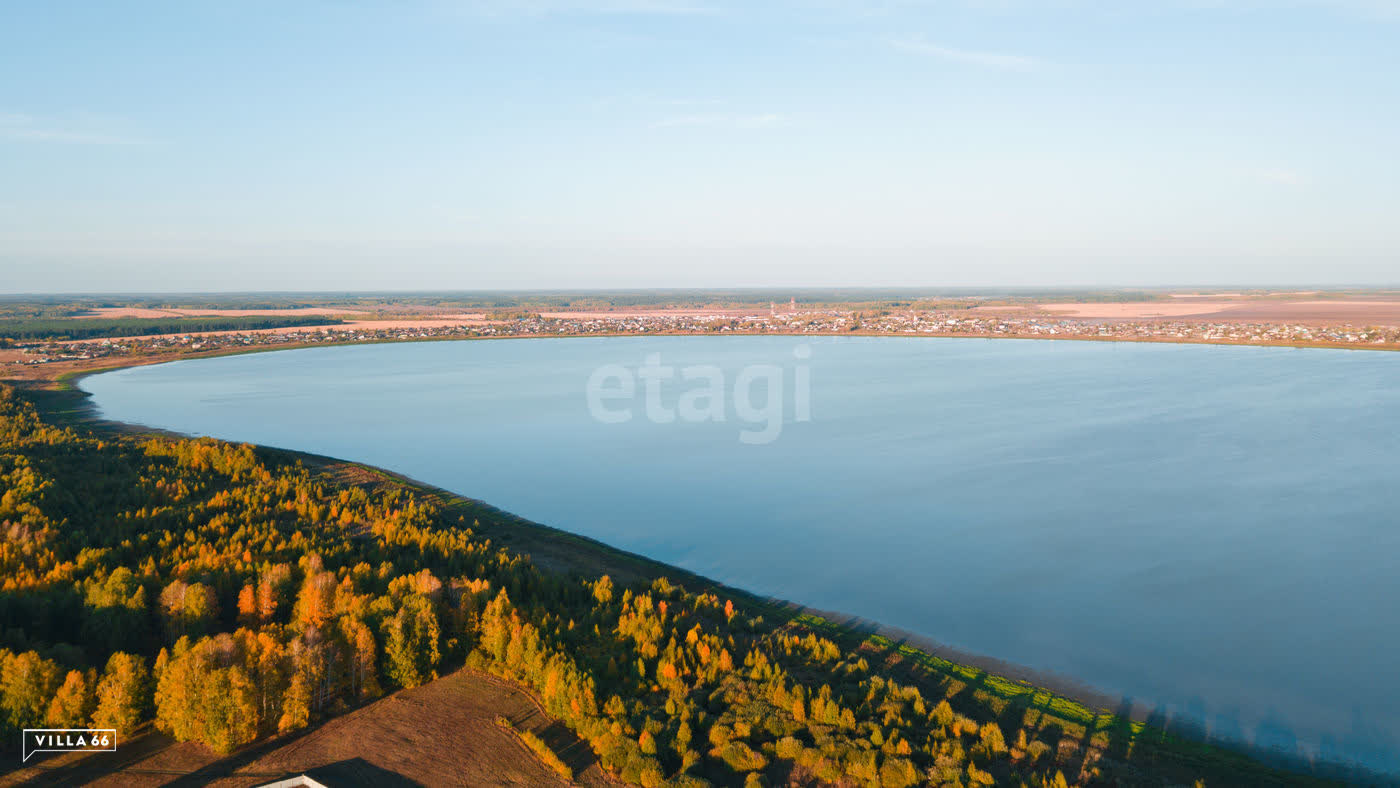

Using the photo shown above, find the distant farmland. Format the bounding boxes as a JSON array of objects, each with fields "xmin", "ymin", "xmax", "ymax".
[{"xmin": 0, "ymin": 315, "xmax": 343, "ymax": 341}]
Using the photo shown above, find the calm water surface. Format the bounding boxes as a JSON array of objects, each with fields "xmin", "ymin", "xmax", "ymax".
[{"xmin": 82, "ymin": 337, "xmax": 1400, "ymax": 773}]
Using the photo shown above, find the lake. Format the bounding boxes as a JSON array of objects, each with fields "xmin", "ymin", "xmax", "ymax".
[{"xmin": 81, "ymin": 336, "xmax": 1400, "ymax": 774}]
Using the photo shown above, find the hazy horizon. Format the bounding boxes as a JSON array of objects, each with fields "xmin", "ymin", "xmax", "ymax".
[
  {"xmin": 5, "ymin": 283, "xmax": 1399, "ymax": 299},
  {"xmin": 4, "ymin": 1, "xmax": 1397, "ymax": 291}
]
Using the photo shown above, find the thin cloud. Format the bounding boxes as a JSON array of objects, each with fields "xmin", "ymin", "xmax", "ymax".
[
  {"xmin": 592, "ymin": 94, "xmax": 724, "ymax": 110},
  {"xmin": 661, "ymin": 97, "xmax": 726, "ymax": 106},
  {"xmin": 454, "ymin": 0, "xmax": 719, "ymax": 16},
  {"xmin": 1196, "ymin": 0, "xmax": 1400, "ymax": 18},
  {"xmin": 892, "ymin": 35, "xmax": 1045, "ymax": 71},
  {"xmin": 650, "ymin": 112, "xmax": 782, "ymax": 129},
  {"xmin": 0, "ymin": 112, "xmax": 146, "ymax": 145},
  {"xmin": 1252, "ymin": 167, "xmax": 1308, "ymax": 186}
]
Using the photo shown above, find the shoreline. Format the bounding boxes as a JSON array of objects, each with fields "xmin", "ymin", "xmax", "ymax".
[
  {"xmin": 19, "ymin": 337, "xmax": 1395, "ymax": 784},
  {"xmin": 24, "ymin": 327, "xmax": 1394, "ymax": 432},
  {"xmin": 29, "ymin": 324, "xmax": 1400, "ymax": 355},
  {"xmin": 32, "ymin": 326, "xmax": 1400, "ymax": 389}
]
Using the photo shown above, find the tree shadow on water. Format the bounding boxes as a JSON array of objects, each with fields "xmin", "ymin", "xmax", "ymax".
[{"xmin": 1103, "ymin": 696, "xmax": 1139, "ymax": 762}]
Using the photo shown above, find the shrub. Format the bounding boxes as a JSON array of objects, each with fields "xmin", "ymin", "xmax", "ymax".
[
  {"xmin": 979, "ymin": 721, "xmax": 1008, "ymax": 756},
  {"xmin": 774, "ymin": 735, "xmax": 803, "ymax": 759},
  {"xmin": 880, "ymin": 756, "xmax": 920, "ymax": 788},
  {"xmin": 716, "ymin": 740, "xmax": 769, "ymax": 772}
]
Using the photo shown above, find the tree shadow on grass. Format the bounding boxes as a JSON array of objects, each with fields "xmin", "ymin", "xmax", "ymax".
[
  {"xmin": 10, "ymin": 726, "xmax": 174, "ymax": 787},
  {"xmin": 501, "ymin": 706, "xmax": 601, "ymax": 779},
  {"xmin": 539, "ymin": 719, "xmax": 599, "ymax": 777},
  {"xmin": 157, "ymin": 720, "xmax": 327, "ymax": 787}
]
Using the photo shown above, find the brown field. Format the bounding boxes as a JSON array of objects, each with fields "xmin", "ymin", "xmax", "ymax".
[
  {"xmin": 1167, "ymin": 292, "xmax": 1246, "ymax": 298},
  {"xmin": 1208, "ymin": 299, "xmax": 1400, "ymax": 324},
  {"xmin": 3, "ymin": 669, "xmax": 607, "ymax": 787},
  {"xmin": 1039, "ymin": 298, "xmax": 1400, "ymax": 324},
  {"xmin": 1038, "ymin": 302, "xmax": 1247, "ymax": 318},
  {"xmin": 1167, "ymin": 291, "xmax": 1320, "ymax": 298}
]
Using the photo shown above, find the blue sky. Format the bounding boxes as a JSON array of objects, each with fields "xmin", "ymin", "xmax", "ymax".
[{"xmin": 2, "ymin": 0, "xmax": 1397, "ymax": 292}]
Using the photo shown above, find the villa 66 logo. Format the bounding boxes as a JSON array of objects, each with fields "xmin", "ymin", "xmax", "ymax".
[{"xmin": 21, "ymin": 729, "xmax": 117, "ymax": 762}]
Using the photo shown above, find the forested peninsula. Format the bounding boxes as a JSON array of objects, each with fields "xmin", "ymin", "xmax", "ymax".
[{"xmin": 0, "ymin": 383, "xmax": 1331, "ymax": 786}]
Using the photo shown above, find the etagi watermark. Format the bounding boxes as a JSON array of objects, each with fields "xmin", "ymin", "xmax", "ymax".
[{"xmin": 585, "ymin": 346, "xmax": 812, "ymax": 444}]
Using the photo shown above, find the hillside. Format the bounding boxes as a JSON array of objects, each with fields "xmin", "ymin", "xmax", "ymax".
[{"xmin": 7, "ymin": 669, "xmax": 606, "ymax": 786}]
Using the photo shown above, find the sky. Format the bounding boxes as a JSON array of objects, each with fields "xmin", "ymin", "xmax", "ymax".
[{"xmin": 1, "ymin": 0, "xmax": 1398, "ymax": 292}]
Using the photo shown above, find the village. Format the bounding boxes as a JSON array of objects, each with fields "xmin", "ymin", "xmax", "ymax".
[{"xmin": 10, "ymin": 307, "xmax": 1400, "ymax": 368}]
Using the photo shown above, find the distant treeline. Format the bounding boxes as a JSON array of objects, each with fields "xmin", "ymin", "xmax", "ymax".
[
  {"xmin": 0, "ymin": 288, "xmax": 1185, "ymax": 315},
  {"xmin": 4, "ymin": 288, "xmax": 1381, "ymax": 318},
  {"xmin": 373, "ymin": 289, "xmax": 1170, "ymax": 309},
  {"xmin": 0, "ymin": 315, "xmax": 342, "ymax": 341}
]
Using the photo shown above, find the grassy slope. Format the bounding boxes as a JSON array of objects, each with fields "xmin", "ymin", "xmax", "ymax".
[{"xmin": 5, "ymin": 670, "xmax": 606, "ymax": 787}]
